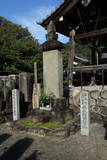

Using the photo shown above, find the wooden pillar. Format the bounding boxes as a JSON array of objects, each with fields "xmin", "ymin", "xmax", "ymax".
[
  {"xmin": 32, "ymin": 62, "xmax": 40, "ymax": 109},
  {"xmin": 34, "ymin": 62, "xmax": 38, "ymax": 89},
  {"xmin": 68, "ymin": 29, "xmax": 75, "ymax": 87},
  {"xmin": 91, "ymin": 48, "xmax": 96, "ymax": 85}
]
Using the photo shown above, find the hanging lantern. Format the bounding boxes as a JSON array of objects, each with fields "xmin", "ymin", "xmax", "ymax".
[{"xmin": 81, "ymin": 0, "xmax": 91, "ymax": 7}]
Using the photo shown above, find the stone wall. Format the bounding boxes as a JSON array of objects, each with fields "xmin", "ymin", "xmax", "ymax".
[{"xmin": 69, "ymin": 86, "xmax": 107, "ymax": 121}]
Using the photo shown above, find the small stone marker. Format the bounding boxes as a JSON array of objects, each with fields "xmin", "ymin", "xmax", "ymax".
[
  {"xmin": 12, "ymin": 89, "xmax": 20, "ymax": 121},
  {"xmin": 80, "ymin": 91, "xmax": 90, "ymax": 136},
  {"xmin": 19, "ymin": 72, "xmax": 31, "ymax": 102}
]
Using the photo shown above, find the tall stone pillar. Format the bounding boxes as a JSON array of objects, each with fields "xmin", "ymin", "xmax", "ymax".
[
  {"xmin": 43, "ymin": 49, "xmax": 63, "ymax": 98},
  {"xmin": 42, "ymin": 21, "xmax": 64, "ymax": 98}
]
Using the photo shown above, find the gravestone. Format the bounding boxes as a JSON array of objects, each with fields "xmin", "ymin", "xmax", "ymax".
[
  {"xmin": 19, "ymin": 72, "xmax": 31, "ymax": 102},
  {"xmin": 42, "ymin": 21, "xmax": 64, "ymax": 98},
  {"xmin": 43, "ymin": 49, "xmax": 63, "ymax": 98},
  {"xmin": 12, "ymin": 89, "xmax": 20, "ymax": 121},
  {"xmin": 80, "ymin": 91, "xmax": 90, "ymax": 136},
  {"xmin": 5, "ymin": 77, "xmax": 12, "ymax": 109},
  {"xmin": 9, "ymin": 74, "xmax": 19, "ymax": 89}
]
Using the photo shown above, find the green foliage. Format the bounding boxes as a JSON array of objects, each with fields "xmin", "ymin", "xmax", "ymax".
[
  {"xmin": 40, "ymin": 92, "xmax": 48, "ymax": 104},
  {"xmin": 0, "ymin": 16, "xmax": 42, "ymax": 82},
  {"xmin": 62, "ymin": 42, "xmax": 91, "ymax": 69},
  {"xmin": 75, "ymin": 43, "xmax": 91, "ymax": 58},
  {"xmin": 0, "ymin": 16, "xmax": 91, "ymax": 86},
  {"xmin": 61, "ymin": 44, "xmax": 70, "ymax": 86},
  {"xmin": 61, "ymin": 42, "xmax": 91, "ymax": 85},
  {"xmin": 21, "ymin": 120, "xmax": 63, "ymax": 129},
  {"xmin": 40, "ymin": 91, "xmax": 55, "ymax": 105}
]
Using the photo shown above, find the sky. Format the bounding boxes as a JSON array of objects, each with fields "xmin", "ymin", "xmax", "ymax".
[{"xmin": 0, "ymin": 0, "xmax": 69, "ymax": 43}]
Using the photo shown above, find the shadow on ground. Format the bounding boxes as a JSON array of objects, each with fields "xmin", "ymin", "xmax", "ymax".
[
  {"xmin": 0, "ymin": 137, "xmax": 33, "ymax": 160},
  {"xmin": 104, "ymin": 123, "xmax": 107, "ymax": 140},
  {"xmin": 25, "ymin": 151, "xmax": 39, "ymax": 160},
  {"xmin": 0, "ymin": 134, "xmax": 11, "ymax": 145}
]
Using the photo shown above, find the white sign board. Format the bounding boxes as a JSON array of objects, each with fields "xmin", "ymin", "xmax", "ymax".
[
  {"xmin": 80, "ymin": 91, "xmax": 90, "ymax": 136},
  {"xmin": 12, "ymin": 89, "xmax": 20, "ymax": 121}
]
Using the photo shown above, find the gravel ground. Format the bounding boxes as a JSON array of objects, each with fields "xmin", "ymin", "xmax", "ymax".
[{"xmin": 0, "ymin": 123, "xmax": 107, "ymax": 160}]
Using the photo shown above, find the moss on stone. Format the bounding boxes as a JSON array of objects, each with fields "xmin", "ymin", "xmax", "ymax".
[{"xmin": 21, "ymin": 120, "xmax": 63, "ymax": 129}]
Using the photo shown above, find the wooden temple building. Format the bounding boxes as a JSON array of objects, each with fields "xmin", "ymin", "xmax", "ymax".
[{"xmin": 39, "ymin": 0, "xmax": 107, "ymax": 86}]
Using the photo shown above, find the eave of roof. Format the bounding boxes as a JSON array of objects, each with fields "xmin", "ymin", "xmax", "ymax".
[
  {"xmin": 38, "ymin": 0, "xmax": 107, "ymax": 44},
  {"xmin": 38, "ymin": 0, "xmax": 80, "ymax": 30}
]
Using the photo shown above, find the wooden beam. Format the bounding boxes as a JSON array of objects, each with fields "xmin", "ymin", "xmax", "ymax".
[
  {"xmin": 72, "ymin": 64, "xmax": 107, "ymax": 72},
  {"xmin": 68, "ymin": 29, "xmax": 76, "ymax": 86},
  {"xmin": 76, "ymin": 28, "xmax": 107, "ymax": 40},
  {"xmin": 39, "ymin": 0, "xmax": 79, "ymax": 27},
  {"xmin": 54, "ymin": 0, "xmax": 79, "ymax": 24}
]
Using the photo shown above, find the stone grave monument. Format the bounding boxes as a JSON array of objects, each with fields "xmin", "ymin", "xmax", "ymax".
[
  {"xmin": 80, "ymin": 90, "xmax": 90, "ymax": 136},
  {"xmin": 12, "ymin": 89, "xmax": 20, "ymax": 121},
  {"xmin": 42, "ymin": 21, "xmax": 64, "ymax": 98}
]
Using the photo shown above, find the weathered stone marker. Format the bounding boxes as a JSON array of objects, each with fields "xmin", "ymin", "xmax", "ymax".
[
  {"xmin": 19, "ymin": 72, "xmax": 31, "ymax": 102},
  {"xmin": 43, "ymin": 50, "xmax": 63, "ymax": 98},
  {"xmin": 42, "ymin": 21, "xmax": 64, "ymax": 98},
  {"xmin": 12, "ymin": 89, "xmax": 20, "ymax": 121},
  {"xmin": 80, "ymin": 91, "xmax": 90, "ymax": 136}
]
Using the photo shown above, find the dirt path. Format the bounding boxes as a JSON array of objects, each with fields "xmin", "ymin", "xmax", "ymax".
[{"xmin": 0, "ymin": 123, "xmax": 107, "ymax": 160}]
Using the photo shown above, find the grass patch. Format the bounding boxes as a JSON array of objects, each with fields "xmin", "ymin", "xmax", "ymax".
[
  {"xmin": 21, "ymin": 120, "xmax": 63, "ymax": 129},
  {"xmin": 21, "ymin": 120, "xmax": 37, "ymax": 127}
]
